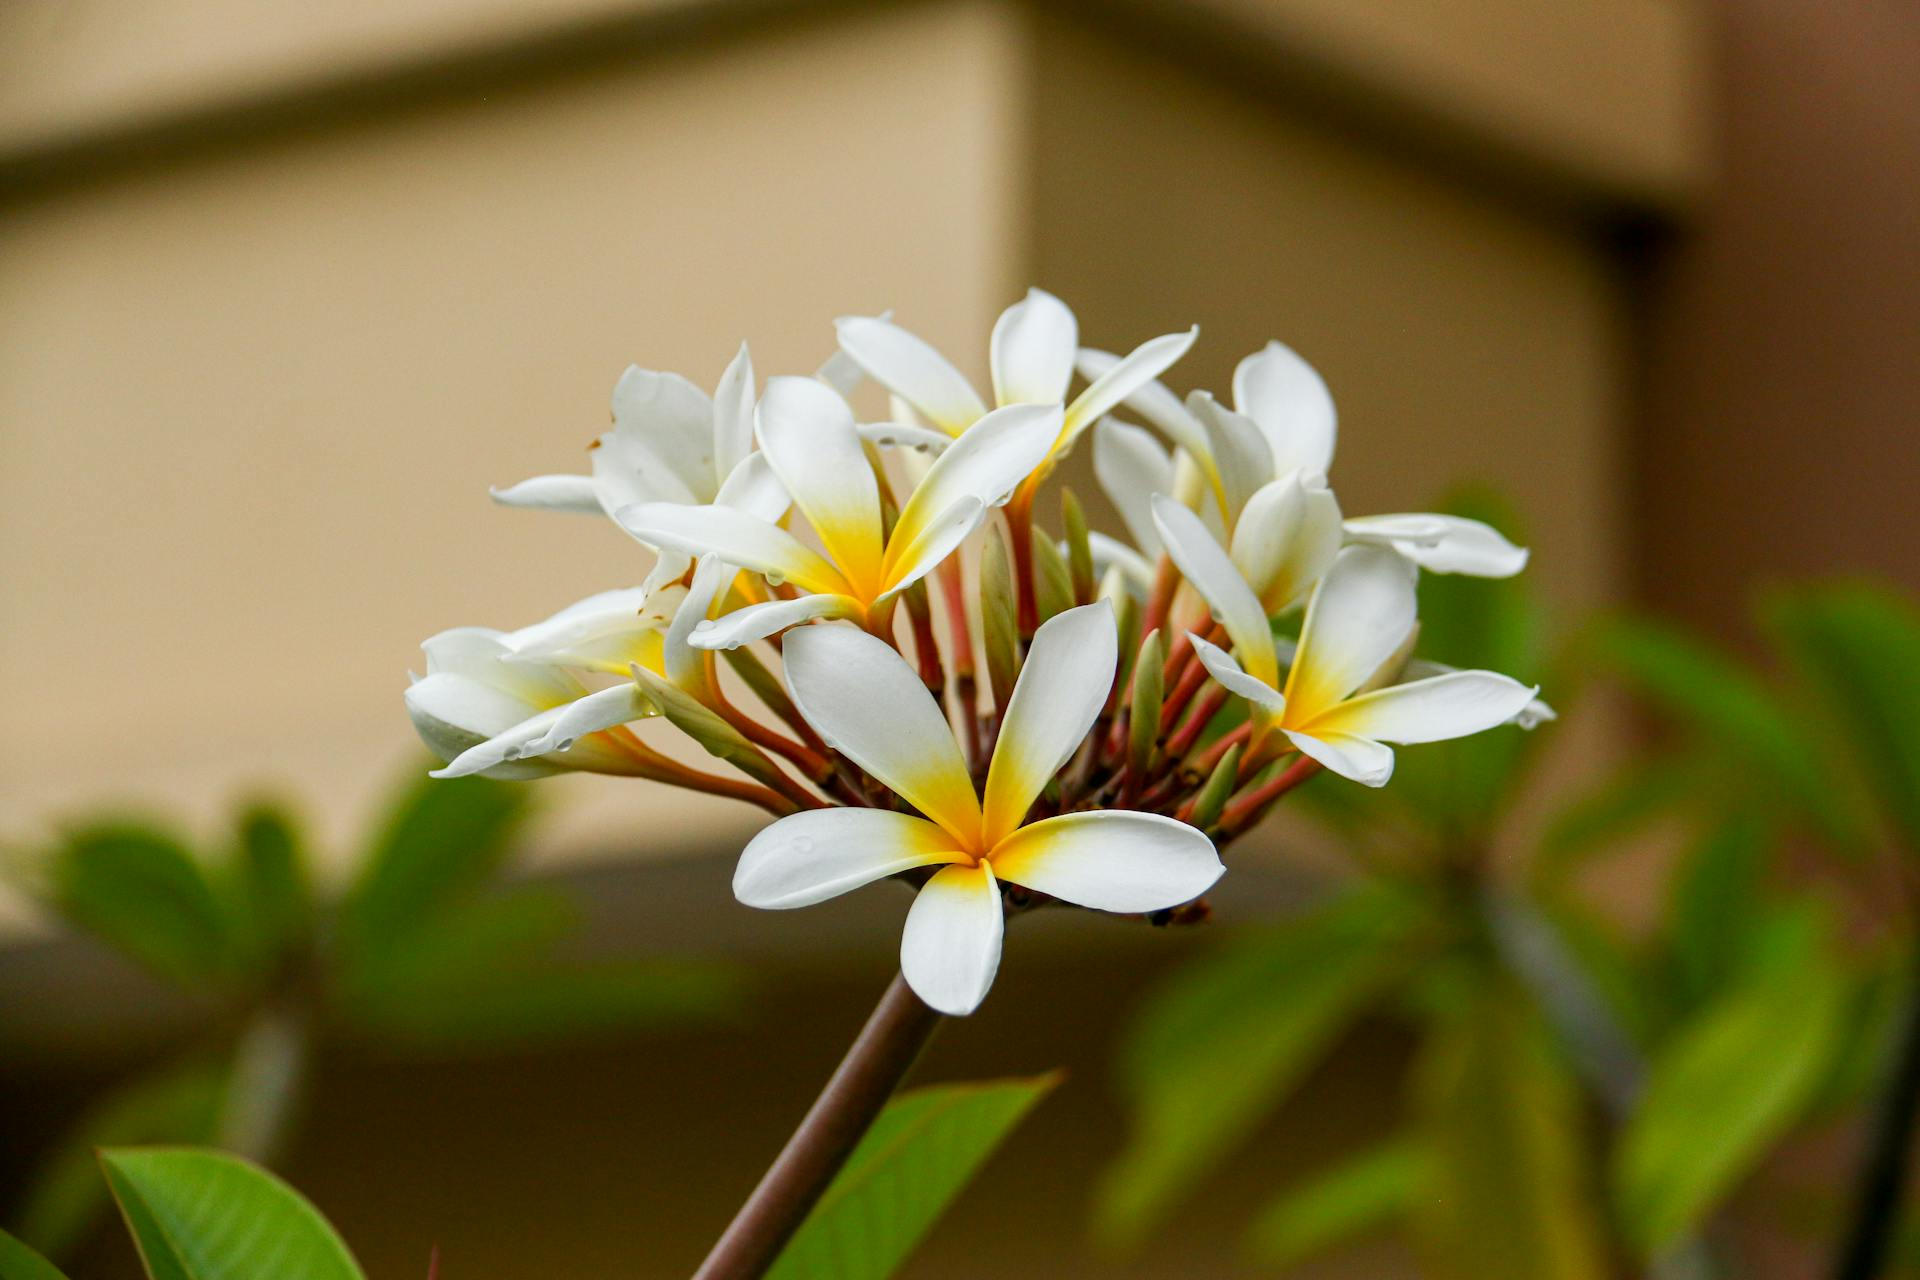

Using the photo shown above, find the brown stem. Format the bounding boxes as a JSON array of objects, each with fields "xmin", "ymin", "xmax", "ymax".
[
  {"xmin": 693, "ymin": 973, "xmax": 943, "ymax": 1280},
  {"xmin": 1006, "ymin": 491, "xmax": 1038, "ymax": 635},
  {"xmin": 1218, "ymin": 754, "xmax": 1320, "ymax": 836}
]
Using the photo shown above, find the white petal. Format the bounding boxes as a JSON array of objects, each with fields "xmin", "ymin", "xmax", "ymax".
[
  {"xmin": 817, "ymin": 308, "xmax": 893, "ymax": 397},
  {"xmin": 990, "ymin": 288, "xmax": 1078, "ymax": 406},
  {"xmin": 1342, "ymin": 513, "xmax": 1529, "ymax": 577},
  {"xmin": 711, "ymin": 343, "xmax": 757, "ymax": 482},
  {"xmin": 712, "ymin": 450, "xmax": 791, "ymax": 523},
  {"xmin": 833, "ymin": 315, "xmax": 986, "ymax": 436},
  {"xmin": 419, "ymin": 627, "xmax": 581, "ymax": 703},
  {"xmin": 901, "ymin": 863, "xmax": 1003, "ymax": 1016},
  {"xmin": 1311, "ymin": 670, "xmax": 1539, "ymax": 744},
  {"xmin": 1233, "ymin": 340, "xmax": 1337, "ymax": 477},
  {"xmin": 406, "ymin": 673, "xmax": 546, "ymax": 765},
  {"xmin": 489, "ymin": 474, "xmax": 601, "ymax": 513},
  {"xmin": 1232, "ymin": 470, "xmax": 1344, "ymax": 612},
  {"xmin": 592, "ymin": 427, "xmax": 702, "ymax": 511},
  {"xmin": 689, "ymin": 593, "xmax": 861, "ymax": 649},
  {"xmin": 616, "ymin": 502, "xmax": 849, "ymax": 598},
  {"xmin": 734, "ymin": 808, "xmax": 963, "ymax": 909},
  {"xmin": 1187, "ymin": 390, "xmax": 1273, "ymax": 524},
  {"xmin": 1093, "ymin": 417, "xmax": 1174, "ymax": 557},
  {"xmin": 1075, "ymin": 348, "xmax": 1212, "ymax": 463},
  {"xmin": 990, "ymin": 811, "xmax": 1223, "ymax": 913},
  {"xmin": 664, "ymin": 554, "xmax": 730, "ymax": 692},
  {"xmin": 886, "ymin": 402, "xmax": 1060, "ymax": 573},
  {"xmin": 520, "ymin": 681, "xmax": 654, "ymax": 755},
  {"xmin": 982, "ymin": 602, "xmax": 1117, "ymax": 846},
  {"xmin": 1287, "ymin": 544, "xmax": 1417, "ymax": 719},
  {"xmin": 878, "ymin": 498, "xmax": 988, "ymax": 603},
  {"xmin": 756, "ymin": 376, "xmax": 885, "ymax": 591},
  {"xmin": 1400, "ymin": 658, "xmax": 1556, "ymax": 731},
  {"xmin": 1063, "ymin": 327, "xmax": 1198, "ymax": 445},
  {"xmin": 501, "ymin": 587, "xmax": 674, "ymax": 672},
  {"xmin": 609, "ymin": 365, "xmax": 721, "ymax": 503},
  {"xmin": 781, "ymin": 623, "xmax": 982, "ymax": 844},
  {"xmin": 857, "ymin": 421, "xmax": 954, "ymax": 454},
  {"xmin": 429, "ymin": 698, "xmax": 639, "ymax": 780},
  {"xmin": 1087, "ymin": 532, "xmax": 1156, "ymax": 598},
  {"xmin": 1283, "ymin": 730, "xmax": 1394, "ymax": 787},
  {"xmin": 1188, "ymin": 635, "xmax": 1286, "ymax": 712},
  {"xmin": 1150, "ymin": 495, "xmax": 1279, "ymax": 689}
]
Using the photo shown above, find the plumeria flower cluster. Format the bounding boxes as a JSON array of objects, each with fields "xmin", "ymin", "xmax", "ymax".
[{"xmin": 407, "ymin": 290, "xmax": 1548, "ymax": 1014}]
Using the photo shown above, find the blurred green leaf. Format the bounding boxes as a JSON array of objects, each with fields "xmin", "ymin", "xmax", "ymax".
[
  {"xmin": 1029, "ymin": 527, "xmax": 1075, "ymax": 623},
  {"xmin": 1532, "ymin": 757, "xmax": 1702, "ymax": 892},
  {"xmin": 1097, "ymin": 885, "xmax": 1424, "ymax": 1247},
  {"xmin": 100, "ymin": 1149, "xmax": 363, "ymax": 1280},
  {"xmin": 1538, "ymin": 900, "xmax": 1663, "ymax": 1048},
  {"xmin": 0, "ymin": 1228, "xmax": 73, "ymax": 1280},
  {"xmin": 336, "ymin": 772, "xmax": 529, "ymax": 983},
  {"xmin": 226, "ymin": 801, "xmax": 311, "ymax": 975},
  {"xmin": 766, "ymin": 1074, "xmax": 1058, "ymax": 1280},
  {"xmin": 14, "ymin": 1060, "xmax": 228, "ymax": 1259},
  {"xmin": 1666, "ymin": 813, "xmax": 1772, "ymax": 1010},
  {"xmin": 1612, "ymin": 940, "xmax": 1848, "ymax": 1253},
  {"xmin": 47, "ymin": 825, "xmax": 233, "ymax": 987},
  {"xmin": 341, "ymin": 888, "xmax": 578, "ymax": 1024},
  {"xmin": 1767, "ymin": 582, "xmax": 1920, "ymax": 852},
  {"xmin": 1414, "ymin": 979, "xmax": 1607, "ymax": 1280},
  {"xmin": 1596, "ymin": 617, "xmax": 1856, "ymax": 845},
  {"xmin": 365, "ymin": 957, "xmax": 745, "ymax": 1051},
  {"xmin": 1244, "ymin": 1136, "xmax": 1423, "ymax": 1268}
]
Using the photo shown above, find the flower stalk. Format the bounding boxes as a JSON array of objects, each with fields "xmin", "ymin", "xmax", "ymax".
[{"xmin": 692, "ymin": 973, "xmax": 943, "ymax": 1280}]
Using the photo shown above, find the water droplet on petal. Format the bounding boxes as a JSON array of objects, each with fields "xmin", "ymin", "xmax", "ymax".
[{"xmin": 792, "ymin": 835, "xmax": 815, "ymax": 855}]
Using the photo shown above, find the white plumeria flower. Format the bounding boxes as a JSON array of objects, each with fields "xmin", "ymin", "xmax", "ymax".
[
  {"xmin": 734, "ymin": 604, "xmax": 1224, "ymax": 1015},
  {"xmin": 618, "ymin": 376, "xmax": 1059, "ymax": 648},
  {"xmin": 833, "ymin": 289, "xmax": 1196, "ymax": 474},
  {"xmin": 493, "ymin": 344, "xmax": 768, "ymax": 518},
  {"xmin": 1153, "ymin": 496, "xmax": 1537, "ymax": 787},
  {"xmin": 415, "ymin": 550, "xmax": 747, "ymax": 779},
  {"xmin": 404, "ymin": 627, "xmax": 655, "ymax": 781},
  {"xmin": 1088, "ymin": 340, "xmax": 1527, "ymax": 579}
]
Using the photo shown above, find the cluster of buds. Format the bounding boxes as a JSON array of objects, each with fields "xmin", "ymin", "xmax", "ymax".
[{"xmin": 407, "ymin": 290, "xmax": 1547, "ymax": 1014}]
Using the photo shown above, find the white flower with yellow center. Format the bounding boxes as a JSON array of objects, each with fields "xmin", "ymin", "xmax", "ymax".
[
  {"xmin": 1153, "ymin": 496, "xmax": 1537, "ymax": 787},
  {"xmin": 617, "ymin": 376, "xmax": 1059, "ymax": 648},
  {"xmin": 733, "ymin": 603, "xmax": 1225, "ymax": 1015},
  {"xmin": 1090, "ymin": 339, "xmax": 1527, "ymax": 582},
  {"xmin": 493, "ymin": 344, "xmax": 770, "ymax": 519},
  {"xmin": 404, "ymin": 625, "xmax": 660, "ymax": 781},
  {"xmin": 833, "ymin": 289, "xmax": 1196, "ymax": 476}
]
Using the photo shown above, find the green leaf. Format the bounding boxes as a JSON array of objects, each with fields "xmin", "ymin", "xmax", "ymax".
[
  {"xmin": 1096, "ymin": 885, "xmax": 1422, "ymax": 1247},
  {"xmin": 1766, "ymin": 581, "xmax": 1920, "ymax": 852},
  {"xmin": 367, "ymin": 957, "xmax": 745, "ymax": 1051},
  {"xmin": 1245, "ymin": 1137, "xmax": 1422, "ymax": 1267},
  {"xmin": 979, "ymin": 526, "xmax": 1020, "ymax": 710},
  {"xmin": 1128, "ymin": 630, "xmax": 1165, "ymax": 780},
  {"xmin": 227, "ymin": 801, "xmax": 311, "ymax": 974},
  {"xmin": 1612, "ymin": 947, "xmax": 1848, "ymax": 1252},
  {"xmin": 13, "ymin": 1060, "xmax": 228, "ymax": 1258},
  {"xmin": 1665, "ymin": 813, "xmax": 1772, "ymax": 1010},
  {"xmin": 100, "ymin": 1148, "xmax": 364, "ymax": 1280},
  {"xmin": 1413, "ymin": 979, "xmax": 1607, "ymax": 1280},
  {"xmin": 1596, "ymin": 617, "xmax": 1856, "ymax": 844},
  {"xmin": 337, "ymin": 772, "xmax": 529, "ymax": 979},
  {"xmin": 766, "ymin": 1075, "xmax": 1058, "ymax": 1280},
  {"xmin": 1029, "ymin": 526, "xmax": 1075, "ymax": 623},
  {"xmin": 0, "ymin": 1229, "xmax": 73, "ymax": 1280},
  {"xmin": 46, "ymin": 824, "xmax": 233, "ymax": 987}
]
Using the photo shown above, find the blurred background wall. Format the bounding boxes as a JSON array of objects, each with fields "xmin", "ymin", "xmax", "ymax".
[{"xmin": 2, "ymin": 0, "xmax": 1912, "ymax": 1275}]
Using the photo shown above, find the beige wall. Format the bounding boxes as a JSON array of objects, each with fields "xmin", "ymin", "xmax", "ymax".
[{"xmin": 0, "ymin": 1, "xmax": 1026, "ymax": 912}]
